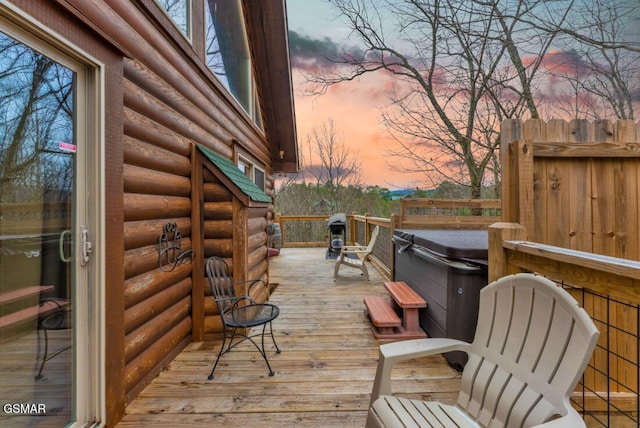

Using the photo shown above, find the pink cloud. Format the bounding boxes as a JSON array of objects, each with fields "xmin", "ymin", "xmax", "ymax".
[
  {"xmin": 292, "ymin": 71, "xmax": 427, "ymax": 188},
  {"xmin": 524, "ymin": 49, "xmax": 592, "ymax": 78}
]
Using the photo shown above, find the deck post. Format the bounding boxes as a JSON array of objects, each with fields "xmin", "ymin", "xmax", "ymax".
[
  {"xmin": 350, "ymin": 212, "xmax": 357, "ymax": 245},
  {"xmin": 488, "ymin": 222, "xmax": 527, "ymax": 282},
  {"xmin": 364, "ymin": 213, "xmax": 372, "ymax": 245},
  {"xmin": 390, "ymin": 213, "xmax": 400, "ymax": 280}
]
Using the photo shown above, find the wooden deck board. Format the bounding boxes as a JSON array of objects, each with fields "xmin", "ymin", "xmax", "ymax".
[{"xmin": 117, "ymin": 248, "xmax": 462, "ymax": 427}]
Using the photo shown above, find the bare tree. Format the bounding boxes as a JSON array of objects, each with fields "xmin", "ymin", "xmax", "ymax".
[
  {"xmin": 274, "ymin": 118, "xmax": 363, "ymax": 215},
  {"xmin": 0, "ymin": 35, "xmax": 73, "ymax": 203},
  {"xmin": 304, "ymin": 0, "xmax": 638, "ymax": 197},
  {"xmin": 304, "ymin": 0, "xmax": 572, "ymax": 197},
  {"xmin": 552, "ymin": 1, "xmax": 640, "ymax": 120},
  {"xmin": 306, "ymin": 117, "xmax": 362, "ymax": 191}
]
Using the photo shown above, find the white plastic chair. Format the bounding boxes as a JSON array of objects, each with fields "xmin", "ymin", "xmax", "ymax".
[
  {"xmin": 333, "ymin": 226, "xmax": 379, "ymax": 281},
  {"xmin": 366, "ymin": 273, "xmax": 600, "ymax": 428}
]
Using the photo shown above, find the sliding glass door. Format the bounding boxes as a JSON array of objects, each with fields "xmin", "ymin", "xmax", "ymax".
[{"xmin": 0, "ymin": 18, "xmax": 100, "ymax": 427}]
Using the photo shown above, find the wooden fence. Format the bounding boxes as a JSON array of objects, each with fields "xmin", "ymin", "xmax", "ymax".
[
  {"xmin": 398, "ymin": 198, "xmax": 501, "ymax": 229},
  {"xmin": 501, "ymin": 119, "xmax": 640, "ymax": 260}
]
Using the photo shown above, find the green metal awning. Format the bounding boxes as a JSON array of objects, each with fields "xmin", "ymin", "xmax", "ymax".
[{"xmin": 197, "ymin": 144, "xmax": 272, "ymax": 204}]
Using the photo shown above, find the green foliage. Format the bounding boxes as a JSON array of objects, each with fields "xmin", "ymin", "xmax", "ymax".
[
  {"xmin": 431, "ymin": 181, "xmax": 500, "ymax": 199},
  {"xmin": 274, "ymin": 181, "xmax": 500, "ymax": 217},
  {"xmin": 275, "ymin": 182, "xmax": 398, "ymax": 217}
]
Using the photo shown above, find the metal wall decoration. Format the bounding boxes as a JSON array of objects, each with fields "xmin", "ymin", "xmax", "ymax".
[{"xmin": 158, "ymin": 222, "xmax": 194, "ymax": 272}]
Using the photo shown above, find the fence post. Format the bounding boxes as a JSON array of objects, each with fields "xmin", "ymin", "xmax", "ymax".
[
  {"xmin": 364, "ymin": 213, "xmax": 372, "ymax": 245},
  {"xmin": 350, "ymin": 212, "xmax": 357, "ymax": 245},
  {"xmin": 390, "ymin": 213, "xmax": 400, "ymax": 280},
  {"xmin": 500, "ymin": 119, "xmax": 521, "ymax": 222},
  {"xmin": 488, "ymin": 222, "xmax": 527, "ymax": 282}
]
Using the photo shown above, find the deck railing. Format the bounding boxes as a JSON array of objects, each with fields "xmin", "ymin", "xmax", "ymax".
[
  {"xmin": 274, "ymin": 200, "xmax": 639, "ymax": 426},
  {"xmin": 274, "ymin": 198, "xmax": 501, "ymax": 278},
  {"xmin": 491, "ymin": 223, "xmax": 639, "ymax": 427},
  {"xmin": 273, "ymin": 212, "xmax": 393, "ymax": 277}
]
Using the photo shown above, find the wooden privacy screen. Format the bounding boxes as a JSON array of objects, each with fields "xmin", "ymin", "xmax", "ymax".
[{"xmin": 501, "ymin": 119, "xmax": 640, "ymax": 261}]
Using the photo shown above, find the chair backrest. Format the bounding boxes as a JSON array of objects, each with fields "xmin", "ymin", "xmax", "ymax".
[
  {"xmin": 206, "ymin": 256, "xmax": 237, "ymax": 313},
  {"xmin": 365, "ymin": 226, "xmax": 380, "ymax": 252},
  {"xmin": 457, "ymin": 273, "xmax": 599, "ymax": 427}
]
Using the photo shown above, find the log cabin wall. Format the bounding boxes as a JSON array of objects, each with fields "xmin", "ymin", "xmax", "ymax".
[
  {"xmin": 247, "ymin": 208, "xmax": 269, "ymax": 286},
  {"xmin": 118, "ymin": 3, "xmax": 275, "ymax": 407},
  {"xmin": 37, "ymin": 0, "xmax": 277, "ymax": 414}
]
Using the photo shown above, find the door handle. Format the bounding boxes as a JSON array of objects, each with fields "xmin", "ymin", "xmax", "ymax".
[
  {"xmin": 81, "ymin": 225, "xmax": 92, "ymax": 266},
  {"xmin": 59, "ymin": 229, "xmax": 72, "ymax": 263}
]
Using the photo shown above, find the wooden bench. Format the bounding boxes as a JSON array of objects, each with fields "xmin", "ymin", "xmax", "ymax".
[
  {"xmin": 363, "ymin": 296, "xmax": 402, "ymax": 336},
  {"xmin": 364, "ymin": 281, "xmax": 427, "ymax": 340},
  {"xmin": 0, "ymin": 286, "xmax": 56, "ymax": 333},
  {"xmin": 0, "ymin": 285, "xmax": 54, "ymax": 305}
]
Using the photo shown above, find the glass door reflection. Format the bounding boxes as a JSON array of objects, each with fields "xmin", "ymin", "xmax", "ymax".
[{"xmin": 0, "ymin": 30, "xmax": 76, "ymax": 426}]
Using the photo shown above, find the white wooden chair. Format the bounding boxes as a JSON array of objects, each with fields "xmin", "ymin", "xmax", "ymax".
[
  {"xmin": 366, "ymin": 273, "xmax": 600, "ymax": 428},
  {"xmin": 333, "ymin": 226, "xmax": 379, "ymax": 281}
]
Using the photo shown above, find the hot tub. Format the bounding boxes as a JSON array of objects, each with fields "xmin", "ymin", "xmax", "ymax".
[{"xmin": 393, "ymin": 229, "xmax": 489, "ymax": 369}]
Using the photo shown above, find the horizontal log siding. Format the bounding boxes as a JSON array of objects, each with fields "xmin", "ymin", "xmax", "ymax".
[
  {"xmin": 122, "ymin": 75, "xmax": 194, "ymax": 400},
  {"xmin": 247, "ymin": 207, "xmax": 269, "ymax": 301},
  {"xmin": 122, "ymin": 64, "xmax": 201, "ymax": 403},
  {"xmin": 202, "ymin": 172, "xmax": 231, "ymax": 337},
  {"xmin": 124, "ymin": 218, "xmax": 191, "ymax": 251},
  {"xmin": 124, "ymin": 238, "xmax": 192, "ymax": 279},
  {"xmin": 199, "ymin": 179, "xmax": 270, "ymax": 338},
  {"xmin": 91, "ymin": 0, "xmax": 278, "ymax": 405}
]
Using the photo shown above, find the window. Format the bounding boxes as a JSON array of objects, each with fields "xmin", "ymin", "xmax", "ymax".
[
  {"xmin": 254, "ymin": 168, "xmax": 265, "ymax": 191},
  {"xmin": 204, "ymin": 0, "xmax": 263, "ymax": 127},
  {"xmin": 238, "ymin": 155, "xmax": 265, "ymax": 191},
  {"xmin": 238, "ymin": 158, "xmax": 250, "ymax": 176},
  {"xmin": 156, "ymin": 0, "xmax": 191, "ymax": 38}
]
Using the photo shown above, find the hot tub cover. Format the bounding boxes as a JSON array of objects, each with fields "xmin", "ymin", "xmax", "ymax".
[{"xmin": 394, "ymin": 229, "xmax": 488, "ymax": 260}]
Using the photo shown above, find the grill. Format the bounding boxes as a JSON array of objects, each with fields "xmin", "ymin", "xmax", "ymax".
[{"xmin": 326, "ymin": 213, "xmax": 346, "ymax": 259}]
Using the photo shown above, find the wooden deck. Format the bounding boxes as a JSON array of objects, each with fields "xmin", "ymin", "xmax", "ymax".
[
  {"xmin": 0, "ymin": 329, "xmax": 72, "ymax": 427},
  {"xmin": 117, "ymin": 248, "xmax": 461, "ymax": 427}
]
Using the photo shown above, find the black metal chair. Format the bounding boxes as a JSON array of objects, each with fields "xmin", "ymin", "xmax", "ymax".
[
  {"xmin": 35, "ymin": 297, "xmax": 71, "ymax": 380},
  {"xmin": 205, "ymin": 256, "xmax": 281, "ymax": 380}
]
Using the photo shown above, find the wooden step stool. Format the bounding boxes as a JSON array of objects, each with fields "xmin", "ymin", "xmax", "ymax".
[
  {"xmin": 363, "ymin": 281, "xmax": 427, "ymax": 340},
  {"xmin": 363, "ymin": 296, "xmax": 402, "ymax": 336}
]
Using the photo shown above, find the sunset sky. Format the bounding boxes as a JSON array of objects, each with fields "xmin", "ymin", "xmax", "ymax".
[
  {"xmin": 286, "ymin": 0, "xmax": 428, "ymax": 189},
  {"xmin": 285, "ymin": 0, "xmax": 640, "ymax": 189}
]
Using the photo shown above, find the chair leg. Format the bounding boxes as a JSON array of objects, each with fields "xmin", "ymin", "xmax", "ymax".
[
  {"xmin": 334, "ymin": 257, "xmax": 342, "ymax": 281},
  {"xmin": 35, "ymin": 328, "xmax": 49, "ymax": 380},
  {"xmin": 361, "ymin": 263, "xmax": 370, "ymax": 281},
  {"xmin": 260, "ymin": 323, "xmax": 276, "ymax": 377},
  {"xmin": 225, "ymin": 327, "xmax": 238, "ymax": 353},
  {"xmin": 208, "ymin": 327, "xmax": 230, "ymax": 380},
  {"xmin": 208, "ymin": 324, "xmax": 281, "ymax": 379},
  {"xmin": 269, "ymin": 321, "xmax": 281, "ymax": 354}
]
